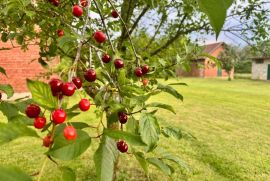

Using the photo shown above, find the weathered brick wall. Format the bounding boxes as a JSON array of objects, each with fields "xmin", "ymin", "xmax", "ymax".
[{"xmin": 0, "ymin": 41, "xmax": 44, "ymax": 92}]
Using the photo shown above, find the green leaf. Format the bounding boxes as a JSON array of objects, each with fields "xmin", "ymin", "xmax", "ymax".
[
  {"xmin": 157, "ymin": 84, "xmax": 183, "ymax": 101},
  {"xmin": 48, "ymin": 129, "xmax": 91, "ymax": 161},
  {"xmin": 168, "ymin": 83, "xmax": 187, "ymax": 86},
  {"xmin": 161, "ymin": 127, "xmax": 182, "ymax": 140},
  {"xmin": 126, "ymin": 116, "xmax": 139, "ymax": 134},
  {"xmin": 146, "ymin": 102, "xmax": 176, "ymax": 114},
  {"xmin": 60, "ymin": 167, "xmax": 76, "ymax": 181},
  {"xmin": 26, "ymin": 79, "xmax": 57, "ymax": 109},
  {"xmin": 94, "ymin": 136, "xmax": 119, "ymax": 181},
  {"xmin": 139, "ymin": 113, "xmax": 160, "ymax": 152},
  {"xmin": 9, "ymin": 115, "xmax": 33, "ymax": 125},
  {"xmin": 0, "ymin": 101, "xmax": 19, "ymax": 119},
  {"xmin": 0, "ymin": 123, "xmax": 39, "ymax": 145},
  {"xmin": 134, "ymin": 152, "xmax": 149, "ymax": 175},
  {"xmin": 0, "ymin": 66, "xmax": 7, "ymax": 76},
  {"xmin": 0, "ymin": 84, "xmax": 14, "ymax": 98},
  {"xmin": 0, "ymin": 166, "xmax": 32, "ymax": 181},
  {"xmin": 147, "ymin": 158, "xmax": 173, "ymax": 175},
  {"xmin": 104, "ymin": 129, "xmax": 146, "ymax": 146},
  {"xmin": 198, "ymin": 0, "xmax": 234, "ymax": 37}
]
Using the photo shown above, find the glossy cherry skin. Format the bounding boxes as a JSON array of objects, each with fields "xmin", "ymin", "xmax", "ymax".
[
  {"xmin": 135, "ymin": 67, "xmax": 143, "ymax": 77},
  {"xmin": 72, "ymin": 77, "xmax": 82, "ymax": 89},
  {"xmin": 34, "ymin": 116, "xmax": 46, "ymax": 129},
  {"xmin": 94, "ymin": 31, "xmax": 106, "ymax": 43},
  {"xmin": 111, "ymin": 10, "xmax": 119, "ymax": 18},
  {"xmin": 118, "ymin": 112, "xmax": 128, "ymax": 124},
  {"xmin": 117, "ymin": 140, "xmax": 128, "ymax": 153},
  {"xmin": 0, "ymin": 92, "xmax": 2, "ymax": 100},
  {"xmin": 114, "ymin": 59, "xmax": 124, "ymax": 69},
  {"xmin": 25, "ymin": 104, "xmax": 41, "ymax": 118},
  {"xmin": 102, "ymin": 54, "xmax": 111, "ymax": 63},
  {"xmin": 80, "ymin": 0, "xmax": 88, "ymax": 7},
  {"xmin": 64, "ymin": 126, "xmax": 77, "ymax": 140},
  {"xmin": 142, "ymin": 79, "xmax": 149, "ymax": 86},
  {"xmin": 43, "ymin": 135, "xmax": 53, "ymax": 147},
  {"xmin": 142, "ymin": 64, "xmax": 149, "ymax": 74},
  {"xmin": 73, "ymin": 5, "xmax": 83, "ymax": 17},
  {"xmin": 57, "ymin": 29, "xmax": 64, "ymax": 37},
  {"xmin": 51, "ymin": 109, "xmax": 66, "ymax": 124},
  {"xmin": 61, "ymin": 82, "xmax": 76, "ymax": 96},
  {"xmin": 84, "ymin": 69, "xmax": 97, "ymax": 82},
  {"xmin": 51, "ymin": 0, "xmax": 60, "ymax": 6},
  {"xmin": 49, "ymin": 78, "xmax": 63, "ymax": 94},
  {"xmin": 79, "ymin": 99, "xmax": 91, "ymax": 111}
]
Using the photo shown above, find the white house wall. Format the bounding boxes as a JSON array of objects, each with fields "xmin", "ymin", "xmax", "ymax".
[{"xmin": 251, "ymin": 61, "xmax": 270, "ymax": 80}]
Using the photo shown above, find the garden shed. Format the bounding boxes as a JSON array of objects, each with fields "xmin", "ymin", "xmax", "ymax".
[{"xmin": 251, "ymin": 57, "xmax": 270, "ymax": 80}]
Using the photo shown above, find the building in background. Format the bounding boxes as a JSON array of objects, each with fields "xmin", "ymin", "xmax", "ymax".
[{"xmin": 251, "ymin": 57, "xmax": 270, "ymax": 80}]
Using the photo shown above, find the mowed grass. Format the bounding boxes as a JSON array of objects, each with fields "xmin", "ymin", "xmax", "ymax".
[{"xmin": 1, "ymin": 78, "xmax": 270, "ymax": 181}]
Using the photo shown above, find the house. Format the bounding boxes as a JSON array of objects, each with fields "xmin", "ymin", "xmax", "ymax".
[
  {"xmin": 0, "ymin": 41, "xmax": 44, "ymax": 93},
  {"xmin": 251, "ymin": 57, "xmax": 270, "ymax": 80},
  {"xmin": 176, "ymin": 42, "xmax": 234, "ymax": 78}
]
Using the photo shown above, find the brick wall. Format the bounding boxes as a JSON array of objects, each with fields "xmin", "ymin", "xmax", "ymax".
[{"xmin": 0, "ymin": 41, "xmax": 44, "ymax": 93}]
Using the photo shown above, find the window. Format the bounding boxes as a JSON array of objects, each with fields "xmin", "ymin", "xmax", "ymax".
[{"xmin": 255, "ymin": 60, "xmax": 264, "ymax": 64}]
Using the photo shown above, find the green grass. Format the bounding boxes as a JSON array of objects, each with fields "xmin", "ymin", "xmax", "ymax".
[{"xmin": 1, "ymin": 78, "xmax": 270, "ymax": 181}]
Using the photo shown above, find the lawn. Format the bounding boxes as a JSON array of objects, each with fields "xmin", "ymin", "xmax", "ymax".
[{"xmin": 1, "ymin": 78, "xmax": 270, "ymax": 181}]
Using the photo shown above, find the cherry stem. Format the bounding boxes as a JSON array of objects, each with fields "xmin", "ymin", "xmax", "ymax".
[
  {"xmin": 128, "ymin": 108, "xmax": 146, "ymax": 115},
  {"xmin": 37, "ymin": 157, "xmax": 48, "ymax": 181}
]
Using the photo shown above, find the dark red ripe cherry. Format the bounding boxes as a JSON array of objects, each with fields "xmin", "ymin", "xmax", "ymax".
[
  {"xmin": 73, "ymin": 5, "xmax": 83, "ymax": 17},
  {"xmin": 34, "ymin": 116, "xmax": 46, "ymax": 129},
  {"xmin": 57, "ymin": 29, "xmax": 64, "ymax": 37},
  {"xmin": 0, "ymin": 92, "xmax": 2, "ymax": 100},
  {"xmin": 111, "ymin": 10, "xmax": 119, "ymax": 18},
  {"xmin": 52, "ymin": 109, "xmax": 66, "ymax": 124},
  {"xmin": 61, "ymin": 82, "xmax": 76, "ymax": 96},
  {"xmin": 79, "ymin": 99, "xmax": 91, "ymax": 111},
  {"xmin": 114, "ymin": 59, "xmax": 124, "ymax": 69},
  {"xmin": 94, "ymin": 31, "xmax": 106, "ymax": 43},
  {"xmin": 52, "ymin": 0, "xmax": 60, "ymax": 6},
  {"xmin": 25, "ymin": 104, "xmax": 41, "ymax": 118},
  {"xmin": 135, "ymin": 67, "xmax": 143, "ymax": 77},
  {"xmin": 64, "ymin": 126, "xmax": 77, "ymax": 140},
  {"xmin": 43, "ymin": 135, "xmax": 52, "ymax": 147},
  {"xmin": 72, "ymin": 77, "xmax": 82, "ymax": 89},
  {"xmin": 84, "ymin": 69, "xmax": 97, "ymax": 82},
  {"xmin": 49, "ymin": 78, "xmax": 63, "ymax": 94},
  {"xmin": 80, "ymin": 0, "xmax": 88, "ymax": 7},
  {"xmin": 142, "ymin": 65, "xmax": 149, "ymax": 74},
  {"xmin": 117, "ymin": 140, "xmax": 128, "ymax": 153},
  {"xmin": 102, "ymin": 54, "xmax": 111, "ymax": 63},
  {"xmin": 118, "ymin": 112, "xmax": 128, "ymax": 124}
]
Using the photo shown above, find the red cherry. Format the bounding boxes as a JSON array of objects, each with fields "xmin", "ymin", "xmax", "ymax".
[
  {"xmin": 43, "ymin": 135, "xmax": 53, "ymax": 147},
  {"xmin": 52, "ymin": 0, "xmax": 60, "ymax": 6},
  {"xmin": 135, "ymin": 67, "xmax": 143, "ymax": 77},
  {"xmin": 114, "ymin": 59, "xmax": 124, "ymax": 69},
  {"xmin": 57, "ymin": 29, "xmax": 64, "ymax": 37},
  {"xmin": 61, "ymin": 82, "xmax": 76, "ymax": 96},
  {"xmin": 72, "ymin": 77, "xmax": 82, "ymax": 89},
  {"xmin": 142, "ymin": 65, "xmax": 149, "ymax": 74},
  {"xmin": 64, "ymin": 126, "xmax": 77, "ymax": 140},
  {"xmin": 142, "ymin": 79, "xmax": 149, "ymax": 86},
  {"xmin": 79, "ymin": 99, "xmax": 91, "ymax": 111},
  {"xmin": 102, "ymin": 54, "xmax": 111, "ymax": 63},
  {"xmin": 94, "ymin": 31, "xmax": 106, "ymax": 43},
  {"xmin": 49, "ymin": 78, "xmax": 63, "ymax": 94},
  {"xmin": 117, "ymin": 140, "xmax": 128, "ymax": 153},
  {"xmin": 73, "ymin": 5, "xmax": 83, "ymax": 17},
  {"xmin": 80, "ymin": 0, "xmax": 88, "ymax": 7},
  {"xmin": 118, "ymin": 112, "xmax": 128, "ymax": 124},
  {"xmin": 52, "ymin": 109, "xmax": 66, "ymax": 124},
  {"xmin": 34, "ymin": 116, "xmax": 46, "ymax": 129},
  {"xmin": 25, "ymin": 104, "xmax": 41, "ymax": 118},
  {"xmin": 111, "ymin": 10, "xmax": 119, "ymax": 18},
  {"xmin": 84, "ymin": 69, "xmax": 97, "ymax": 82}
]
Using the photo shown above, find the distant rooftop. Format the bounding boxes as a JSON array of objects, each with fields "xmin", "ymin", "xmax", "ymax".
[{"xmin": 203, "ymin": 42, "xmax": 225, "ymax": 54}]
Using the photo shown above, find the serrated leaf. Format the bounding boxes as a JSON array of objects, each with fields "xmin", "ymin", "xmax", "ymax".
[
  {"xmin": 27, "ymin": 79, "xmax": 57, "ymax": 109},
  {"xmin": 161, "ymin": 127, "xmax": 182, "ymax": 140},
  {"xmin": 134, "ymin": 152, "xmax": 149, "ymax": 176},
  {"xmin": 94, "ymin": 136, "xmax": 119, "ymax": 181},
  {"xmin": 104, "ymin": 129, "xmax": 146, "ymax": 146},
  {"xmin": 157, "ymin": 84, "xmax": 183, "ymax": 101},
  {"xmin": 139, "ymin": 113, "xmax": 160, "ymax": 152},
  {"xmin": 0, "ymin": 84, "xmax": 14, "ymax": 98},
  {"xmin": 60, "ymin": 167, "xmax": 76, "ymax": 181},
  {"xmin": 0, "ymin": 123, "xmax": 39, "ymax": 145},
  {"xmin": 147, "ymin": 158, "xmax": 173, "ymax": 175},
  {"xmin": 0, "ymin": 166, "xmax": 32, "ymax": 181},
  {"xmin": 48, "ymin": 129, "xmax": 91, "ymax": 161},
  {"xmin": 146, "ymin": 102, "xmax": 176, "ymax": 114},
  {"xmin": 0, "ymin": 66, "xmax": 7, "ymax": 76}
]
